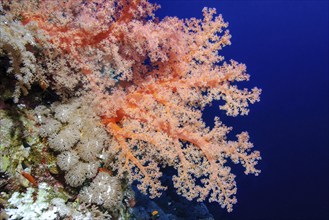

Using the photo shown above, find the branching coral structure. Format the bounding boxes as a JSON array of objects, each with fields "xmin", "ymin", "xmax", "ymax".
[{"xmin": 0, "ymin": 0, "xmax": 262, "ymax": 212}]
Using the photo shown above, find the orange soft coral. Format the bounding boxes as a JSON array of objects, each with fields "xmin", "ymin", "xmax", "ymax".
[
  {"xmin": 94, "ymin": 6, "xmax": 261, "ymax": 212},
  {"xmin": 91, "ymin": 7, "xmax": 261, "ymax": 211},
  {"xmin": 1, "ymin": 0, "xmax": 261, "ymax": 212},
  {"xmin": 98, "ymin": 58, "xmax": 261, "ymax": 211}
]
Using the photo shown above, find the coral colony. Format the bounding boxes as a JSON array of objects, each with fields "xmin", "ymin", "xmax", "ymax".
[{"xmin": 0, "ymin": 0, "xmax": 261, "ymax": 219}]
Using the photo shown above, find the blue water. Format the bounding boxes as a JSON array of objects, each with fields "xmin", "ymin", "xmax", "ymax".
[{"xmin": 150, "ymin": 1, "xmax": 329, "ymax": 220}]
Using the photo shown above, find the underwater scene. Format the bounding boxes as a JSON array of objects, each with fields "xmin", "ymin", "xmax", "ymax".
[{"xmin": 0, "ymin": 1, "xmax": 328, "ymax": 220}]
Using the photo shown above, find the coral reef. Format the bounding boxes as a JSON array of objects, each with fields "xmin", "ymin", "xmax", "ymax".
[
  {"xmin": 0, "ymin": 107, "xmax": 42, "ymax": 187},
  {"xmin": 0, "ymin": 0, "xmax": 262, "ymax": 217},
  {"xmin": 4, "ymin": 182, "xmax": 112, "ymax": 220},
  {"xmin": 5, "ymin": 183, "xmax": 65, "ymax": 220}
]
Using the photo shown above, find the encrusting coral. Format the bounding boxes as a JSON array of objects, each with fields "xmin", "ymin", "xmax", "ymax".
[{"xmin": 0, "ymin": 0, "xmax": 262, "ymax": 214}]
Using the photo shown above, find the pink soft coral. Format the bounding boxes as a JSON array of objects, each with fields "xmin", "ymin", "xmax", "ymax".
[
  {"xmin": 2, "ymin": 0, "xmax": 261, "ymax": 211},
  {"xmin": 96, "ymin": 7, "xmax": 261, "ymax": 212}
]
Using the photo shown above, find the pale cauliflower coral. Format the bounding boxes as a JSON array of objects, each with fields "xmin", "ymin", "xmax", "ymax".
[{"xmin": 5, "ymin": 183, "xmax": 61, "ymax": 220}]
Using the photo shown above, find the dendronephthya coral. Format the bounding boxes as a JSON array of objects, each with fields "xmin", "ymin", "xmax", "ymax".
[{"xmin": 0, "ymin": 0, "xmax": 261, "ymax": 218}]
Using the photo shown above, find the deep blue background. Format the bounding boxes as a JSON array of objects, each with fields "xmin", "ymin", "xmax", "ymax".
[{"xmin": 150, "ymin": 1, "xmax": 329, "ymax": 220}]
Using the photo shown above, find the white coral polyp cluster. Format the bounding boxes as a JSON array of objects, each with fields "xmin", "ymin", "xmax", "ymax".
[
  {"xmin": 5, "ymin": 183, "xmax": 61, "ymax": 220},
  {"xmin": 5, "ymin": 182, "xmax": 112, "ymax": 220},
  {"xmin": 48, "ymin": 125, "xmax": 81, "ymax": 151},
  {"xmin": 0, "ymin": 11, "xmax": 38, "ymax": 103},
  {"xmin": 65, "ymin": 161, "xmax": 99, "ymax": 187},
  {"xmin": 57, "ymin": 150, "xmax": 80, "ymax": 171},
  {"xmin": 79, "ymin": 172, "xmax": 122, "ymax": 210},
  {"xmin": 35, "ymin": 98, "xmax": 109, "ymax": 187}
]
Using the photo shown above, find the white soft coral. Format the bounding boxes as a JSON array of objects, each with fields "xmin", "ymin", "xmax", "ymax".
[{"xmin": 5, "ymin": 183, "xmax": 60, "ymax": 220}]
